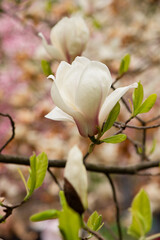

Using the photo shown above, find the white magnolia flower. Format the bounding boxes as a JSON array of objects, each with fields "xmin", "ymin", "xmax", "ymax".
[
  {"xmin": 39, "ymin": 16, "xmax": 89, "ymax": 63},
  {"xmin": 45, "ymin": 56, "xmax": 138, "ymax": 137},
  {"xmin": 64, "ymin": 146, "xmax": 88, "ymax": 214}
]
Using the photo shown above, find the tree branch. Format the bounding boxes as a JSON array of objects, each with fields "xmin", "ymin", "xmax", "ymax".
[{"xmin": 1, "ymin": 154, "xmax": 160, "ymax": 175}]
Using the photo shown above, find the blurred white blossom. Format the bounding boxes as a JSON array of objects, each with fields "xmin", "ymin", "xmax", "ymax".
[{"xmin": 39, "ymin": 16, "xmax": 89, "ymax": 63}]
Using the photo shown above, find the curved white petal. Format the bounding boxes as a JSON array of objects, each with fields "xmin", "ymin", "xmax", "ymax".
[
  {"xmin": 99, "ymin": 82, "xmax": 138, "ymax": 126},
  {"xmin": 66, "ymin": 17, "xmax": 89, "ymax": 57},
  {"xmin": 73, "ymin": 56, "xmax": 90, "ymax": 66},
  {"xmin": 50, "ymin": 80, "xmax": 89, "ymax": 136},
  {"xmin": 51, "ymin": 80, "xmax": 74, "ymax": 116},
  {"xmin": 75, "ymin": 61, "xmax": 112, "ymax": 121},
  {"xmin": 38, "ymin": 32, "xmax": 64, "ymax": 60},
  {"xmin": 45, "ymin": 107, "xmax": 75, "ymax": 123},
  {"xmin": 56, "ymin": 57, "xmax": 88, "ymax": 107},
  {"xmin": 50, "ymin": 18, "xmax": 69, "ymax": 58},
  {"xmin": 55, "ymin": 61, "xmax": 71, "ymax": 88},
  {"xmin": 64, "ymin": 146, "xmax": 88, "ymax": 209}
]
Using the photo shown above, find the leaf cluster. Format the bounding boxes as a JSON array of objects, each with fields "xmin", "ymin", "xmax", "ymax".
[
  {"xmin": 19, "ymin": 152, "xmax": 48, "ymax": 201},
  {"xmin": 132, "ymin": 82, "xmax": 157, "ymax": 117},
  {"xmin": 128, "ymin": 189, "xmax": 152, "ymax": 240},
  {"xmin": 30, "ymin": 191, "xmax": 104, "ymax": 240}
]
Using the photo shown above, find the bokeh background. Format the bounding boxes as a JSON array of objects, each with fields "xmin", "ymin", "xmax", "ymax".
[{"xmin": 1, "ymin": 0, "xmax": 160, "ymax": 239}]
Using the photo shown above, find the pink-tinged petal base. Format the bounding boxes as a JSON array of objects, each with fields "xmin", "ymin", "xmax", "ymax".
[{"xmin": 74, "ymin": 113, "xmax": 99, "ymax": 137}]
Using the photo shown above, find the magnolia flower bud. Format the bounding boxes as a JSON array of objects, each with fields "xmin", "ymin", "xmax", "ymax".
[
  {"xmin": 39, "ymin": 16, "xmax": 89, "ymax": 63},
  {"xmin": 45, "ymin": 56, "xmax": 138, "ymax": 137},
  {"xmin": 64, "ymin": 146, "xmax": 88, "ymax": 214}
]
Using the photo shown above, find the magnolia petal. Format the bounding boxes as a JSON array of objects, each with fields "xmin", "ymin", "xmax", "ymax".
[
  {"xmin": 50, "ymin": 17, "xmax": 89, "ymax": 62},
  {"xmin": 55, "ymin": 58, "xmax": 89, "ymax": 107},
  {"xmin": 50, "ymin": 76, "xmax": 88, "ymax": 135},
  {"xmin": 99, "ymin": 82, "xmax": 138, "ymax": 126},
  {"xmin": 55, "ymin": 61, "xmax": 71, "ymax": 88},
  {"xmin": 50, "ymin": 18, "xmax": 68, "ymax": 59},
  {"xmin": 66, "ymin": 17, "xmax": 89, "ymax": 57},
  {"xmin": 64, "ymin": 146, "xmax": 88, "ymax": 210},
  {"xmin": 45, "ymin": 107, "xmax": 75, "ymax": 123},
  {"xmin": 73, "ymin": 113, "xmax": 98, "ymax": 137},
  {"xmin": 38, "ymin": 32, "xmax": 64, "ymax": 60},
  {"xmin": 75, "ymin": 61, "xmax": 112, "ymax": 122},
  {"xmin": 72, "ymin": 56, "xmax": 90, "ymax": 66},
  {"xmin": 50, "ymin": 79, "xmax": 74, "ymax": 116}
]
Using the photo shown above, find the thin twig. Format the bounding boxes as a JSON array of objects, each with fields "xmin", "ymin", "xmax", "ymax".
[
  {"xmin": 113, "ymin": 117, "xmax": 134, "ymax": 136},
  {"xmin": 114, "ymin": 121, "xmax": 160, "ymax": 130},
  {"xmin": 48, "ymin": 168, "xmax": 62, "ymax": 190},
  {"xmin": 0, "ymin": 113, "xmax": 15, "ymax": 152},
  {"xmin": 83, "ymin": 226, "xmax": 105, "ymax": 240},
  {"xmin": 0, "ymin": 206, "xmax": 13, "ymax": 223},
  {"xmin": 141, "ymin": 122, "xmax": 147, "ymax": 161},
  {"xmin": 0, "ymin": 200, "xmax": 25, "ymax": 223},
  {"xmin": 111, "ymin": 74, "xmax": 125, "ymax": 87},
  {"xmin": 145, "ymin": 115, "xmax": 160, "ymax": 124},
  {"xmin": 105, "ymin": 174, "xmax": 122, "ymax": 240},
  {"xmin": 125, "ymin": 123, "xmax": 160, "ymax": 130}
]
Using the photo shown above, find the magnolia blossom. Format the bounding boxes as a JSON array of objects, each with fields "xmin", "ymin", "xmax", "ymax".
[
  {"xmin": 39, "ymin": 16, "xmax": 89, "ymax": 63},
  {"xmin": 64, "ymin": 146, "xmax": 88, "ymax": 214},
  {"xmin": 45, "ymin": 56, "xmax": 138, "ymax": 137}
]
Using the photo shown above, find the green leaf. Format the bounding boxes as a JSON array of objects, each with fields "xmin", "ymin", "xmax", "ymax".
[
  {"xmin": 102, "ymin": 102, "xmax": 120, "ymax": 134},
  {"xmin": 30, "ymin": 209, "xmax": 60, "ymax": 222},
  {"xmin": 59, "ymin": 191, "xmax": 81, "ymax": 240},
  {"xmin": 35, "ymin": 152, "xmax": 48, "ymax": 189},
  {"xmin": 87, "ymin": 211, "xmax": 104, "ymax": 232},
  {"xmin": 119, "ymin": 54, "xmax": 131, "ymax": 76},
  {"xmin": 41, "ymin": 60, "xmax": 52, "ymax": 76},
  {"xmin": 26, "ymin": 154, "xmax": 37, "ymax": 199},
  {"xmin": 128, "ymin": 189, "xmax": 152, "ymax": 239},
  {"xmin": 59, "ymin": 190, "xmax": 67, "ymax": 209},
  {"xmin": 102, "ymin": 134, "xmax": 127, "ymax": 144},
  {"xmin": 132, "ymin": 82, "xmax": 144, "ymax": 112},
  {"xmin": 18, "ymin": 168, "xmax": 29, "ymax": 195},
  {"xmin": 133, "ymin": 94, "xmax": 157, "ymax": 116},
  {"xmin": 25, "ymin": 152, "xmax": 48, "ymax": 200}
]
